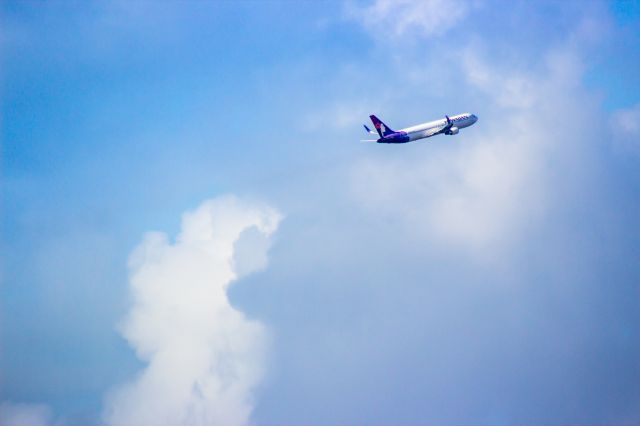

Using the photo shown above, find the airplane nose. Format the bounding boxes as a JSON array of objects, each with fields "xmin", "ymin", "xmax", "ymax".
[{"xmin": 472, "ymin": 114, "xmax": 478, "ymax": 123}]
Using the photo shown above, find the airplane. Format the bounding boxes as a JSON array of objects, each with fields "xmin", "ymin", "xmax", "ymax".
[{"xmin": 362, "ymin": 113, "xmax": 478, "ymax": 143}]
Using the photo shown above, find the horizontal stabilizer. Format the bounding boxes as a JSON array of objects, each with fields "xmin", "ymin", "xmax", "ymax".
[{"xmin": 363, "ymin": 124, "xmax": 376, "ymax": 134}]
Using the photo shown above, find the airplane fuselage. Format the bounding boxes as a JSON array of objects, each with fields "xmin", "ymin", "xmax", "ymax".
[
  {"xmin": 403, "ymin": 113, "xmax": 478, "ymax": 141},
  {"xmin": 366, "ymin": 112, "xmax": 478, "ymax": 144}
]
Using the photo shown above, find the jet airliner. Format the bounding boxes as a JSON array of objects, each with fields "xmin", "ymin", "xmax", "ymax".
[{"xmin": 362, "ymin": 113, "xmax": 478, "ymax": 143}]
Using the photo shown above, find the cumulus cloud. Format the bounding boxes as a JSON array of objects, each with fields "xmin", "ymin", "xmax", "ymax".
[
  {"xmin": 348, "ymin": 0, "xmax": 473, "ymax": 39},
  {"xmin": 103, "ymin": 196, "xmax": 281, "ymax": 426},
  {"xmin": 0, "ymin": 402, "xmax": 54, "ymax": 426}
]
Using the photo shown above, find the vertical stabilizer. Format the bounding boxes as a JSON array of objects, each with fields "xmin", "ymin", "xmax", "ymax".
[{"xmin": 369, "ymin": 115, "xmax": 395, "ymax": 138}]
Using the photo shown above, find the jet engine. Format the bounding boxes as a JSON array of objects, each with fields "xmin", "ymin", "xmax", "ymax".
[{"xmin": 445, "ymin": 126, "xmax": 459, "ymax": 135}]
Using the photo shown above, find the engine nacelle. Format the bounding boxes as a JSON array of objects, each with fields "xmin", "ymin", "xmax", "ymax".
[{"xmin": 445, "ymin": 126, "xmax": 459, "ymax": 135}]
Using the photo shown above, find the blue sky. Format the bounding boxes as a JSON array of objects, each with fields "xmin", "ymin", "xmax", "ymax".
[{"xmin": 2, "ymin": 1, "xmax": 640, "ymax": 425}]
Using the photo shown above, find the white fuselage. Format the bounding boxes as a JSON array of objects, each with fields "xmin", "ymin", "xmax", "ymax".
[{"xmin": 402, "ymin": 113, "xmax": 478, "ymax": 141}]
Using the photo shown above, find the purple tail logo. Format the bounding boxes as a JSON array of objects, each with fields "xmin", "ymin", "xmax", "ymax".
[{"xmin": 370, "ymin": 114, "xmax": 394, "ymax": 138}]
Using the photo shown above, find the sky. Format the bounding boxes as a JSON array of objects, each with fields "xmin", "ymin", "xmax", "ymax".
[{"xmin": 1, "ymin": 1, "xmax": 640, "ymax": 425}]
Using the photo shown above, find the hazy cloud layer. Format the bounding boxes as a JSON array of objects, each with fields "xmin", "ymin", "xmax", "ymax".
[
  {"xmin": 103, "ymin": 196, "xmax": 281, "ymax": 426},
  {"xmin": 348, "ymin": 0, "xmax": 473, "ymax": 39},
  {"xmin": 350, "ymin": 43, "xmax": 597, "ymax": 255},
  {"xmin": 0, "ymin": 402, "xmax": 54, "ymax": 426},
  {"xmin": 244, "ymin": 7, "xmax": 639, "ymax": 425},
  {"xmin": 611, "ymin": 102, "xmax": 640, "ymax": 153}
]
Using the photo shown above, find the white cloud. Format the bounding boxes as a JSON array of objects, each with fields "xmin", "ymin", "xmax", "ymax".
[
  {"xmin": 460, "ymin": 48, "xmax": 538, "ymax": 109},
  {"xmin": 349, "ymin": 133, "xmax": 543, "ymax": 254},
  {"xmin": 348, "ymin": 0, "xmax": 473, "ymax": 39},
  {"xmin": 0, "ymin": 402, "xmax": 53, "ymax": 426},
  {"xmin": 611, "ymin": 103, "xmax": 640, "ymax": 154},
  {"xmin": 350, "ymin": 42, "xmax": 600, "ymax": 257},
  {"xmin": 103, "ymin": 196, "xmax": 281, "ymax": 426},
  {"xmin": 612, "ymin": 104, "xmax": 640, "ymax": 134}
]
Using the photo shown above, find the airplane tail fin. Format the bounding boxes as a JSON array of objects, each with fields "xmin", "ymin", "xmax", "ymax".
[{"xmin": 369, "ymin": 115, "xmax": 395, "ymax": 138}]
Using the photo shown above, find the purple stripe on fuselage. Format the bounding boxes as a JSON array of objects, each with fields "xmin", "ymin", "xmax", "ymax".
[{"xmin": 378, "ymin": 131, "xmax": 410, "ymax": 144}]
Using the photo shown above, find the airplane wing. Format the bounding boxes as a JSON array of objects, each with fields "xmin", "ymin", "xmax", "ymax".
[
  {"xmin": 360, "ymin": 139, "xmax": 378, "ymax": 142},
  {"xmin": 423, "ymin": 116, "xmax": 453, "ymax": 138},
  {"xmin": 423, "ymin": 125, "xmax": 447, "ymax": 138}
]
